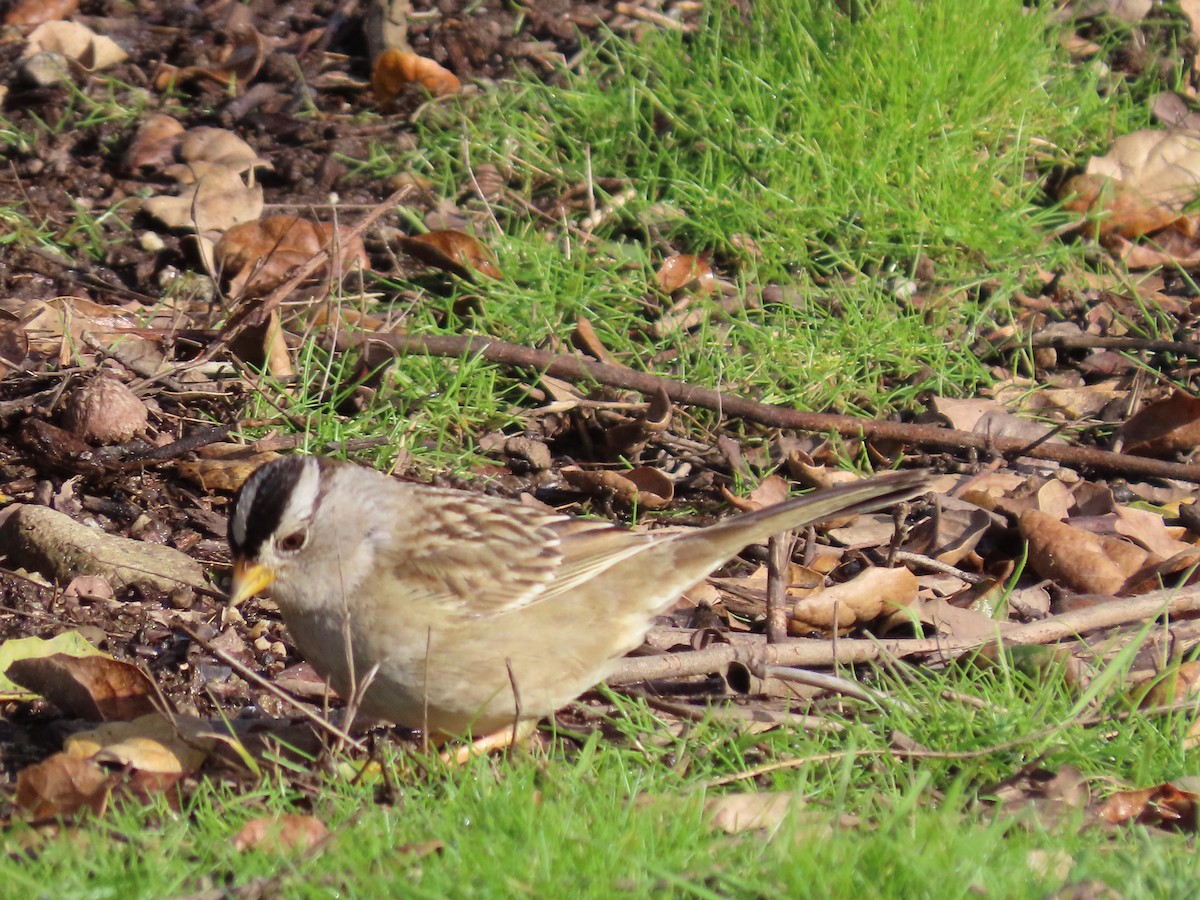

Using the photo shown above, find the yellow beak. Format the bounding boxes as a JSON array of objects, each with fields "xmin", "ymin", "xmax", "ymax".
[{"xmin": 228, "ymin": 558, "xmax": 276, "ymax": 606}]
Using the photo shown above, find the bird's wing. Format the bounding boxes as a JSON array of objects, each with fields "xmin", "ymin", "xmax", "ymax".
[{"xmin": 379, "ymin": 486, "xmax": 647, "ymax": 617}]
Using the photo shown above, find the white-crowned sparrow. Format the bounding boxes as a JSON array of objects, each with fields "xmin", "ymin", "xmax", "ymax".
[{"xmin": 228, "ymin": 457, "xmax": 928, "ymax": 738}]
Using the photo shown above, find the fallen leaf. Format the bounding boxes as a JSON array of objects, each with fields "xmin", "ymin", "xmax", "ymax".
[
  {"xmin": 1098, "ymin": 783, "xmax": 1199, "ymax": 830},
  {"xmin": 790, "ymin": 566, "xmax": 918, "ymax": 633},
  {"xmin": 215, "ymin": 215, "xmax": 369, "ymax": 297},
  {"xmin": 66, "ymin": 713, "xmax": 214, "ymax": 774},
  {"xmin": 173, "ymin": 443, "xmax": 282, "ymax": 492},
  {"xmin": 1019, "ymin": 509, "xmax": 1127, "ymax": 596},
  {"xmin": 399, "ymin": 229, "xmax": 502, "ymax": 279},
  {"xmin": 1119, "ymin": 391, "xmax": 1200, "ymax": 457},
  {"xmin": 372, "ymin": 49, "xmax": 460, "ymax": 103},
  {"xmin": 5, "ymin": 0, "xmax": 78, "ymax": 28},
  {"xmin": 562, "ymin": 466, "xmax": 673, "ymax": 509},
  {"xmin": 1133, "ymin": 661, "xmax": 1200, "ymax": 708},
  {"xmin": 142, "ymin": 167, "xmax": 264, "ymax": 233},
  {"xmin": 22, "ymin": 20, "xmax": 128, "ymax": 70},
  {"xmin": 174, "ymin": 128, "xmax": 271, "ymax": 179},
  {"xmin": 705, "ymin": 792, "xmax": 796, "ymax": 834},
  {"xmin": 5, "ymin": 653, "xmax": 157, "ymax": 722},
  {"xmin": 721, "ymin": 474, "xmax": 790, "ymax": 512},
  {"xmin": 656, "ymin": 254, "xmax": 715, "ymax": 296},
  {"xmin": 233, "ymin": 815, "xmax": 330, "ymax": 853},
  {"xmin": 0, "ymin": 632, "xmax": 104, "ymax": 699},
  {"xmin": 15, "ymin": 754, "xmax": 111, "ymax": 821},
  {"xmin": 123, "ymin": 114, "xmax": 186, "ymax": 173}
]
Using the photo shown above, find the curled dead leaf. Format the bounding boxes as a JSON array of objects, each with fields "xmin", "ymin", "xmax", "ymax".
[
  {"xmin": 562, "ymin": 466, "xmax": 674, "ymax": 509},
  {"xmin": 1118, "ymin": 391, "xmax": 1200, "ymax": 457},
  {"xmin": 124, "ymin": 114, "xmax": 186, "ymax": 173},
  {"xmin": 5, "ymin": 0, "xmax": 78, "ymax": 28},
  {"xmin": 1019, "ymin": 509, "xmax": 1128, "ymax": 596},
  {"xmin": 1133, "ymin": 660, "xmax": 1200, "ymax": 709},
  {"xmin": 173, "ymin": 443, "xmax": 282, "ymax": 492},
  {"xmin": 215, "ymin": 215, "xmax": 369, "ymax": 297},
  {"xmin": 5, "ymin": 653, "xmax": 157, "ymax": 721},
  {"xmin": 66, "ymin": 713, "xmax": 214, "ymax": 774},
  {"xmin": 1098, "ymin": 783, "xmax": 1199, "ymax": 830},
  {"xmin": 16, "ymin": 754, "xmax": 111, "ymax": 821},
  {"xmin": 790, "ymin": 566, "xmax": 918, "ymax": 634},
  {"xmin": 372, "ymin": 49, "xmax": 460, "ymax": 103},
  {"xmin": 233, "ymin": 814, "xmax": 331, "ymax": 854},
  {"xmin": 22, "ymin": 20, "xmax": 127, "ymax": 70},
  {"xmin": 656, "ymin": 254, "xmax": 716, "ymax": 296},
  {"xmin": 399, "ymin": 229, "xmax": 502, "ymax": 279},
  {"xmin": 721, "ymin": 474, "xmax": 790, "ymax": 513}
]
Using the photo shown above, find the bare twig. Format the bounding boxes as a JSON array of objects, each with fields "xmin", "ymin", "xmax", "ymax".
[
  {"xmin": 362, "ymin": 333, "xmax": 1200, "ymax": 483},
  {"xmin": 607, "ymin": 582, "xmax": 1200, "ymax": 684}
]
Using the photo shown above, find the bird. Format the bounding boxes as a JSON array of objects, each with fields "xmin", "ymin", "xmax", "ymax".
[{"xmin": 227, "ymin": 456, "xmax": 928, "ymax": 742}]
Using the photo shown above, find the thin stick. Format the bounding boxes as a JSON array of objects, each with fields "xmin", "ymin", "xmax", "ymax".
[
  {"xmin": 607, "ymin": 582, "xmax": 1200, "ymax": 684},
  {"xmin": 363, "ymin": 333, "xmax": 1200, "ymax": 483}
]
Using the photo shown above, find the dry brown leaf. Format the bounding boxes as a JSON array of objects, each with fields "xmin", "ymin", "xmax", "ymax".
[
  {"xmin": 215, "ymin": 215, "xmax": 369, "ymax": 297},
  {"xmin": 902, "ymin": 496, "xmax": 993, "ymax": 566},
  {"xmin": 704, "ymin": 792, "xmax": 796, "ymax": 834},
  {"xmin": 399, "ymin": 229, "xmax": 502, "ymax": 279},
  {"xmin": 1109, "ymin": 506, "xmax": 1194, "ymax": 560},
  {"xmin": 0, "ymin": 632, "xmax": 104, "ymax": 699},
  {"xmin": 721, "ymin": 474, "xmax": 790, "ymax": 512},
  {"xmin": 5, "ymin": 0, "xmax": 78, "ymax": 27},
  {"xmin": 783, "ymin": 454, "xmax": 861, "ymax": 490},
  {"xmin": 899, "ymin": 596, "xmax": 1013, "ymax": 641},
  {"xmin": 23, "ymin": 20, "xmax": 128, "ymax": 70},
  {"xmin": 143, "ymin": 168, "xmax": 264, "ymax": 233},
  {"xmin": 656, "ymin": 254, "xmax": 715, "ymax": 296},
  {"xmin": 5, "ymin": 653, "xmax": 157, "ymax": 722},
  {"xmin": 1087, "ymin": 130, "xmax": 1200, "ymax": 207},
  {"xmin": 174, "ymin": 443, "xmax": 282, "ymax": 492},
  {"xmin": 66, "ymin": 713, "xmax": 214, "ymax": 774},
  {"xmin": 233, "ymin": 814, "xmax": 331, "ymax": 853},
  {"xmin": 15, "ymin": 754, "xmax": 111, "ymax": 821},
  {"xmin": 1098, "ymin": 783, "xmax": 1199, "ymax": 830},
  {"xmin": 1019, "ymin": 509, "xmax": 1127, "ymax": 596},
  {"xmin": 1119, "ymin": 390, "xmax": 1200, "ymax": 457},
  {"xmin": 561, "ymin": 466, "xmax": 673, "ymax": 509},
  {"xmin": 790, "ymin": 566, "xmax": 918, "ymax": 633},
  {"xmin": 0, "ymin": 295, "xmax": 142, "ymax": 358},
  {"xmin": 1060, "ymin": 173, "xmax": 1189, "ymax": 240},
  {"xmin": 62, "ymin": 372, "xmax": 149, "ymax": 445},
  {"xmin": 0, "ymin": 309, "xmax": 29, "ymax": 373},
  {"xmin": 123, "ymin": 114, "xmax": 186, "ymax": 173},
  {"xmin": 1107, "ymin": 223, "xmax": 1200, "ymax": 268},
  {"xmin": 372, "ymin": 49, "xmax": 460, "ymax": 103},
  {"xmin": 175, "ymin": 128, "xmax": 270, "ymax": 178},
  {"xmin": 1133, "ymin": 661, "xmax": 1200, "ymax": 709}
]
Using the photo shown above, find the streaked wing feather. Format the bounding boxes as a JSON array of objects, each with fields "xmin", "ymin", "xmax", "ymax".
[{"xmin": 385, "ymin": 488, "xmax": 588, "ymax": 616}]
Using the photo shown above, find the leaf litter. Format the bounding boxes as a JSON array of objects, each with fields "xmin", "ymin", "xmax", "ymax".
[{"xmin": 2, "ymin": 0, "xmax": 1200, "ymax": 860}]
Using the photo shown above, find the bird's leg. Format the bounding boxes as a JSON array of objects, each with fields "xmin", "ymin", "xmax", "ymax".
[{"xmin": 439, "ymin": 719, "xmax": 538, "ymax": 765}]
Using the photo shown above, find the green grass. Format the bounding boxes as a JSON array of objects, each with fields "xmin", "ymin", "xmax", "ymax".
[
  {"xmin": 5, "ymin": 662, "xmax": 1199, "ymax": 897},
  {"xmin": 325, "ymin": 0, "xmax": 1157, "ymax": 468}
]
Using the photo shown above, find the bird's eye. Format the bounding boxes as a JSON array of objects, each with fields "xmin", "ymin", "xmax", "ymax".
[{"xmin": 277, "ymin": 530, "xmax": 308, "ymax": 553}]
